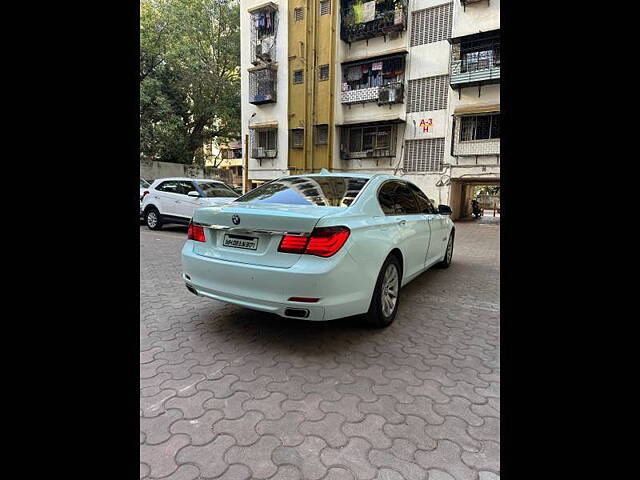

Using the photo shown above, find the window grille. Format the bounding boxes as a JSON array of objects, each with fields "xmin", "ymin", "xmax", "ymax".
[
  {"xmin": 294, "ymin": 7, "xmax": 303, "ymax": 22},
  {"xmin": 291, "ymin": 129, "xmax": 304, "ymax": 148},
  {"xmin": 459, "ymin": 114, "xmax": 500, "ymax": 141},
  {"xmin": 315, "ymin": 125, "xmax": 328, "ymax": 145},
  {"xmin": 250, "ymin": 6, "xmax": 278, "ymax": 65},
  {"xmin": 403, "ymin": 138, "xmax": 445, "ymax": 172},
  {"xmin": 250, "ymin": 129, "xmax": 278, "ymax": 158},
  {"xmin": 294, "ymin": 70, "xmax": 304, "ymax": 84},
  {"xmin": 319, "ymin": 64, "xmax": 329, "ymax": 81},
  {"xmin": 406, "ymin": 75, "xmax": 448, "ymax": 113},
  {"xmin": 320, "ymin": 0, "xmax": 331, "ymax": 16},
  {"xmin": 410, "ymin": 2, "xmax": 452, "ymax": 47}
]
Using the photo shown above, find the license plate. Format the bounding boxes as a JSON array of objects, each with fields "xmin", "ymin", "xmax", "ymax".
[{"xmin": 223, "ymin": 234, "xmax": 258, "ymax": 250}]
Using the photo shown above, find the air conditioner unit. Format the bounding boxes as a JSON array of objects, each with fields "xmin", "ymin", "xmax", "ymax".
[{"xmin": 378, "ymin": 88, "xmax": 390, "ymax": 104}]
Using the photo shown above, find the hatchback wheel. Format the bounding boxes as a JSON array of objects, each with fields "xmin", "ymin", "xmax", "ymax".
[
  {"xmin": 145, "ymin": 207, "xmax": 163, "ymax": 230},
  {"xmin": 365, "ymin": 254, "xmax": 402, "ymax": 328}
]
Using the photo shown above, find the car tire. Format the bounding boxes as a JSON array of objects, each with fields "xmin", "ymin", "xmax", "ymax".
[
  {"xmin": 365, "ymin": 254, "xmax": 402, "ymax": 328},
  {"xmin": 437, "ymin": 231, "xmax": 454, "ymax": 268},
  {"xmin": 145, "ymin": 206, "xmax": 163, "ymax": 230}
]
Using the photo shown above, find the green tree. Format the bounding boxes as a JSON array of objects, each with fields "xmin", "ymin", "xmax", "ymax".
[{"xmin": 140, "ymin": 0, "xmax": 240, "ymax": 165}]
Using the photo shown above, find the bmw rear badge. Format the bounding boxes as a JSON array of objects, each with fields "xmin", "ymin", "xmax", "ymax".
[{"xmin": 232, "ymin": 214, "xmax": 240, "ymax": 225}]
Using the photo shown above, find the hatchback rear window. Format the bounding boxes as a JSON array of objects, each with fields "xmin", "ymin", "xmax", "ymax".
[{"xmin": 235, "ymin": 176, "xmax": 369, "ymax": 207}]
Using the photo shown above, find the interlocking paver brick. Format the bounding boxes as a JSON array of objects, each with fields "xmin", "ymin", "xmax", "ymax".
[
  {"xmin": 212, "ymin": 410, "xmax": 263, "ymax": 446},
  {"xmin": 256, "ymin": 411, "xmax": 305, "ymax": 446},
  {"xmin": 170, "ymin": 408, "xmax": 224, "ymax": 445},
  {"xmin": 425, "ymin": 416, "xmax": 483, "ymax": 452},
  {"xmin": 321, "ymin": 437, "xmax": 377, "ymax": 480},
  {"xmin": 203, "ymin": 391, "xmax": 252, "ymax": 419},
  {"xmin": 342, "ymin": 414, "xmax": 392, "ymax": 449},
  {"xmin": 140, "ymin": 222, "xmax": 500, "ymax": 479},
  {"xmin": 272, "ymin": 436, "xmax": 328, "ymax": 480},
  {"xmin": 224, "ymin": 435, "xmax": 280, "ymax": 479},
  {"xmin": 299, "ymin": 412, "xmax": 349, "ymax": 448},
  {"xmin": 384, "ymin": 415, "xmax": 437, "ymax": 450},
  {"xmin": 175, "ymin": 433, "xmax": 235, "ymax": 478}
]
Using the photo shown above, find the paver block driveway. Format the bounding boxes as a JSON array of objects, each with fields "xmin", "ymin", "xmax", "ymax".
[{"xmin": 140, "ymin": 221, "xmax": 500, "ymax": 480}]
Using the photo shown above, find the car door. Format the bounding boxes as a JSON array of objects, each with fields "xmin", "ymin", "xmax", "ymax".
[
  {"xmin": 175, "ymin": 180, "xmax": 201, "ymax": 218},
  {"xmin": 155, "ymin": 180, "xmax": 181, "ymax": 216},
  {"xmin": 408, "ymin": 183, "xmax": 448, "ymax": 267},
  {"xmin": 390, "ymin": 181, "xmax": 431, "ymax": 280}
]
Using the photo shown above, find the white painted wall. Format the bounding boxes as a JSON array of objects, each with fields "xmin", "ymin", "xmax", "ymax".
[{"xmin": 241, "ymin": 0, "xmax": 290, "ymax": 184}]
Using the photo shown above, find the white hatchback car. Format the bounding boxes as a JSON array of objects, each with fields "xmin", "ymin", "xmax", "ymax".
[
  {"xmin": 181, "ymin": 172, "xmax": 455, "ymax": 327},
  {"xmin": 142, "ymin": 177, "xmax": 239, "ymax": 230}
]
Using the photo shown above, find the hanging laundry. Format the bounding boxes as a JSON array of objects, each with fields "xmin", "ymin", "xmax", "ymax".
[
  {"xmin": 353, "ymin": 2, "xmax": 364, "ymax": 24},
  {"xmin": 362, "ymin": 1, "xmax": 376, "ymax": 23},
  {"xmin": 347, "ymin": 66, "xmax": 362, "ymax": 81}
]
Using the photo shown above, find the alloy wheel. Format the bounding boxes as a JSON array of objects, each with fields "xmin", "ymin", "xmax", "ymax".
[{"xmin": 381, "ymin": 263, "xmax": 399, "ymax": 317}]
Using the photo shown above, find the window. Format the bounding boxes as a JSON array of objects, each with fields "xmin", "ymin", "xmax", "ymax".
[
  {"xmin": 258, "ymin": 130, "xmax": 277, "ymax": 150},
  {"xmin": 406, "ymin": 75, "xmax": 448, "ymax": 113},
  {"xmin": 177, "ymin": 181, "xmax": 197, "ymax": 195},
  {"xmin": 319, "ymin": 64, "xmax": 329, "ymax": 81},
  {"xmin": 315, "ymin": 125, "xmax": 328, "ymax": 145},
  {"xmin": 408, "ymin": 183, "xmax": 436, "ymax": 214},
  {"xmin": 197, "ymin": 182, "xmax": 239, "ymax": 198},
  {"xmin": 344, "ymin": 124, "xmax": 396, "ymax": 157},
  {"xmin": 378, "ymin": 182, "xmax": 396, "ymax": 215},
  {"xmin": 404, "ymin": 138, "xmax": 445, "ymax": 172},
  {"xmin": 291, "ymin": 128, "xmax": 304, "ymax": 148},
  {"xmin": 157, "ymin": 181, "xmax": 179, "ymax": 193},
  {"xmin": 394, "ymin": 183, "xmax": 419, "ymax": 214},
  {"xmin": 460, "ymin": 114, "xmax": 500, "ymax": 141},
  {"xmin": 236, "ymin": 176, "xmax": 370, "ymax": 207},
  {"xmin": 410, "ymin": 2, "xmax": 453, "ymax": 47},
  {"xmin": 294, "ymin": 7, "xmax": 303, "ymax": 22},
  {"xmin": 377, "ymin": 181, "xmax": 419, "ymax": 215},
  {"xmin": 320, "ymin": 0, "xmax": 331, "ymax": 16},
  {"xmin": 293, "ymin": 70, "xmax": 304, "ymax": 84}
]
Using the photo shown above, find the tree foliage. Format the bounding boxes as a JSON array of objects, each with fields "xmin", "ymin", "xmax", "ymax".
[{"xmin": 140, "ymin": 0, "xmax": 240, "ymax": 165}]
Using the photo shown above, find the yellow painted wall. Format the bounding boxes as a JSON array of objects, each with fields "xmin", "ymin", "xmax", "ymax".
[{"xmin": 288, "ymin": 1, "xmax": 336, "ymax": 173}]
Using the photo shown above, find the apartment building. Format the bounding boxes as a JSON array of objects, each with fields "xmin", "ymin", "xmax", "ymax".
[{"xmin": 240, "ymin": 0, "xmax": 499, "ymax": 219}]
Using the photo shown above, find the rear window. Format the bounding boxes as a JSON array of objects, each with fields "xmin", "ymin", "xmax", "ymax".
[
  {"xmin": 235, "ymin": 176, "xmax": 369, "ymax": 207},
  {"xmin": 197, "ymin": 182, "xmax": 239, "ymax": 198}
]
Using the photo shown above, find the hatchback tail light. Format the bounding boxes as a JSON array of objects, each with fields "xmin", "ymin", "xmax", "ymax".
[
  {"xmin": 187, "ymin": 221, "xmax": 206, "ymax": 242},
  {"xmin": 278, "ymin": 226, "xmax": 350, "ymax": 257},
  {"xmin": 141, "ymin": 190, "xmax": 150, "ymax": 201}
]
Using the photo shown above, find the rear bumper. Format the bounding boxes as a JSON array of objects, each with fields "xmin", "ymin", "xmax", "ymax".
[{"xmin": 181, "ymin": 241, "xmax": 373, "ymax": 321}]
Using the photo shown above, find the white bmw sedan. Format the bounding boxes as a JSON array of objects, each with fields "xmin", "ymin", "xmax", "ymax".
[{"xmin": 181, "ymin": 172, "xmax": 455, "ymax": 327}]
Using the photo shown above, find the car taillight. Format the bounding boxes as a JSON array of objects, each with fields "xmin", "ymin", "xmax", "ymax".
[
  {"xmin": 278, "ymin": 226, "xmax": 350, "ymax": 257},
  {"xmin": 187, "ymin": 222, "xmax": 205, "ymax": 242},
  {"xmin": 141, "ymin": 190, "xmax": 149, "ymax": 201}
]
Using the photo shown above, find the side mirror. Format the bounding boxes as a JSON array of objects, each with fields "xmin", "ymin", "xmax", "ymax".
[
  {"xmin": 438, "ymin": 204, "xmax": 452, "ymax": 215},
  {"xmin": 187, "ymin": 191, "xmax": 201, "ymax": 198}
]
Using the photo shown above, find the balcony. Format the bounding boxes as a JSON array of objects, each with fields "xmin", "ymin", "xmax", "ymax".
[
  {"xmin": 341, "ymin": 54, "xmax": 406, "ymax": 105},
  {"xmin": 249, "ymin": 3, "xmax": 278, "ymax": 66},
  {"xmin": 248, "ymin": 66, "xmax": 277, "ymax": 105},
  {"xmin": 340, "ymin": 0, "xmax": 407, "ymax": 44},
  {"xmin": 453, "ymin": 110, "xmax": 500, "ymax": 157},
  {"xmin": 250, "ymin": 127, "xmax": 278, "ymax": 163},
  {"xmin": 449, "ymin": 30, "xmax": 500, "ymax": 89}
]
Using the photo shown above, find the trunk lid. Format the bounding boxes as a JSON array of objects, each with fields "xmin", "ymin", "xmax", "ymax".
[{"xmin": 190, "ymin": 202, "xmax": 340, "ymax": 268}]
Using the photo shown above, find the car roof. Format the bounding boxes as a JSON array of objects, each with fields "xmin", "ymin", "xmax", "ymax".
[{"xmin": 152, "ymin": 177, "xmax": 224, "ymax": 183}]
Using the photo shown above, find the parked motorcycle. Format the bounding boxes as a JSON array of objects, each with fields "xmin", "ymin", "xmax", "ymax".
[{"xmin": 472, "ymin": 200, "xmax": 483, "ymax": 219}]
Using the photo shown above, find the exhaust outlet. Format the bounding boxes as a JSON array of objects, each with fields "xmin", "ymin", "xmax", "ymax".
[{"xmin": 284, "ymin": 308, "xmax": 309, "ymax": 319}]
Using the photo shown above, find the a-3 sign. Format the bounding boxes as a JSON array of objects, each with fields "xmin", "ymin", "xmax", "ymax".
[{"xmin": 419, "ymin": 118, "xmax": 433, "ymax": 133}]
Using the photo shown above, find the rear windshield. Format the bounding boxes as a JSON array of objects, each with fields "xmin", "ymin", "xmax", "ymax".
[
  {"xmin": 197, "ymin": 181, "xmax": 239, "ymax": 198},
  {"xmin": 235, "ymin": 176, "xmax": 369, "ymax": 207}
]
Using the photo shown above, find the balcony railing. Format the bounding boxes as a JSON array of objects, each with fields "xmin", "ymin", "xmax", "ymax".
[
  {"xmin": 251, "ymin": 148, "xmax": 278, "ymax": 159},
  {"xmin": 450, "ymin": 57, "xmax": 500, "ymax": 87},
  {"xmin": 248, "ymin": 67, "xmax": 277, "ymax": 105},
  {"xmin": 340, "ymin": 0, "xmax": 407, "ymax": 43}
]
